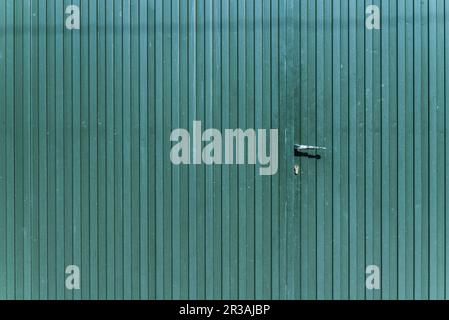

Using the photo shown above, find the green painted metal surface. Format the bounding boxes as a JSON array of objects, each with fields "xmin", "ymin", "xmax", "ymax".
[{"xmin": 0, "ymin": 0, "xmax": 449, "ymax": 300}]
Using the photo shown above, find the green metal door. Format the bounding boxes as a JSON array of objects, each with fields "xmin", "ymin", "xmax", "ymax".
[
  {"xmin": 0, "ymin": 0, "xmax": 449, "ymax": 300},
  {"xmin": 293, "ymin": 0, "xmax": 449, "ymax": 300}
]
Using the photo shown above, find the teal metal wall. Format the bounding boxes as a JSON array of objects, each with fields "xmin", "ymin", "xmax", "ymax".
[{"xmin": 1, "ymin": 0, "xmax": 449, "ymax": 300}]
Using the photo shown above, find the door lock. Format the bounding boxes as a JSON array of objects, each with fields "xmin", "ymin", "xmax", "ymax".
[{"xmin": 294, "ymin": 165, "xmax": 300, "ymax": 175}]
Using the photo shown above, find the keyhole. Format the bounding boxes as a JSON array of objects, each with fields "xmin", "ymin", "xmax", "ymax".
[{"xmin": 294, "ymin": 165, "xmax": 300, "ymax": 175}]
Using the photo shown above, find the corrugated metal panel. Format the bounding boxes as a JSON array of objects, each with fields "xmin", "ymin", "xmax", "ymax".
[{"xmin": 0, "ymin": 0, "xmax": 449, "ymax": 300}]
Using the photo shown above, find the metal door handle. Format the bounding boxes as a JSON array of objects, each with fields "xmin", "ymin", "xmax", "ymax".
[
  {"xmin": 293, "ymin": 144, "xmax": 326, "ymax": 175},
  {"xmin": 294, "ymin": 144, "xmax": 326, "ymax": 152}
]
